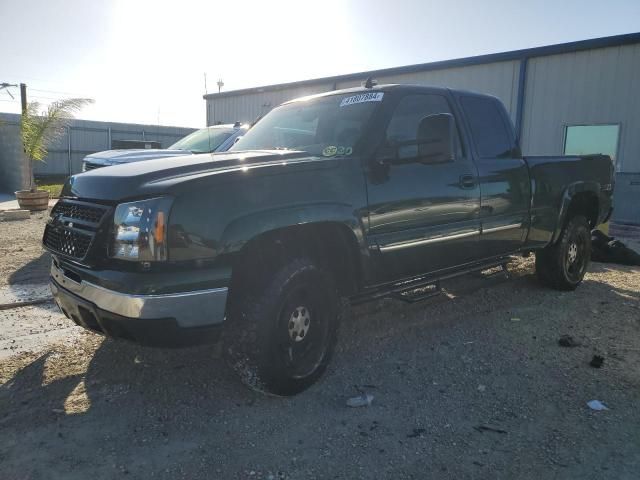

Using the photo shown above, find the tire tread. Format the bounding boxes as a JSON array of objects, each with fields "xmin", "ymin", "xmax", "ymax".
[
  {"xmin": 224, "ymin": 257, "xmax": 339, "ymax": 396},
  {"xmin": 535, "ymin": 215, "xmax": 590, "ymax": 291}
]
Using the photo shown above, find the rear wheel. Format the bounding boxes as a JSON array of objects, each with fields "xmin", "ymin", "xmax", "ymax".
[
  {"xmin": 224, "ymin": 257, "xmax": 340, "ymax": 396},
  {"xmin": 536, "ymin": 215, "xmax": 591, "ymax": 291}
]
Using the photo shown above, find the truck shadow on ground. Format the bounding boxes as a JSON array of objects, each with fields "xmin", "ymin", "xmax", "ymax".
[
  {"xmin": 2, "ymin": 261, "xmax": 639, "ymax": 479},
  {"xmin": 7, "ymin": 251, "xmax": 51, "ymax": 285},
  {"xmin": 2, "ymin": 269, "xmax": 518, "ymax": 422},
  {"xmin": 4, "ymin": 261, "xmax": 639, "ymax": 418},
  {"xmin": 0, "ymin": 265, "xmax": 640, "ymax": 478},
  {"xmin": 27, "ymin": 342, "xmax": 255, "ymax": 428}
]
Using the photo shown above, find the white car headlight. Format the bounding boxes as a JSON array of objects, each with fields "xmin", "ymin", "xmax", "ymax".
[{"xmin": 110, "ymin": 197, "xmax": 173, "ymax": 262}]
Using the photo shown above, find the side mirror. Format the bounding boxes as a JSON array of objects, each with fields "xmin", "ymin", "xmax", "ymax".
[
  {"xmin": 378, "ymin": 113, "xmax": 456, "ymax": 165},
  {"xmin": 414, "ymin": 113, "xmax": 455, "ymax": 163}
]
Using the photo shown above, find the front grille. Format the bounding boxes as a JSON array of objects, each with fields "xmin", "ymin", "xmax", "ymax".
[
  {"xmin": 43, "ymin": 200, "xmax": 110, "ymax": 261},
  {"xmin": 51, "ymin": 201, "xmax": 105, "ymax": 223},
  {"xmin": 44, "ymin": 226, "xmax": 93, "ymax": 258}
]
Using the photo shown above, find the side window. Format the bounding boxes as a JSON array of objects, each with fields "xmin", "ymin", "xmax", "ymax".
[
  {"xmin": 386, "ymin": 94, "xmax": 463, "ymax": 158},
  {"xmin": 460, "ymin": 96, "xmax": 514, "ymax": 158}
]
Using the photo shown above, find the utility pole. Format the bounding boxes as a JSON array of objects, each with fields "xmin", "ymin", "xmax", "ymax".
[{"xmin": 20, "ymin": 83, "xmax": 27, "ymax": 114}]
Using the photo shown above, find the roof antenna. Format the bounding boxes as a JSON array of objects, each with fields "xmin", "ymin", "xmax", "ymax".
[{"xmin": 362, "ymin": 77, "xmax": 377, "ymax": 89}]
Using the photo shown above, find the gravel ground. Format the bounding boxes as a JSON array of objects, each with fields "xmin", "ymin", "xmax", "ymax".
[
  {"xmin": 1, "ymin": 215, "xmax": 639, "ymax": 479},
  {"xmin": 0, "ymin": 211, "xmax": 52, "ymax": 287}
]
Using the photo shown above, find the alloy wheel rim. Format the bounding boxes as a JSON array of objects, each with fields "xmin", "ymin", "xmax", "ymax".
[
  {"xmin": 288, "ymin": 305, "xmax": 311, "ymax": 342},
  {"xmin": 278, "ymin": 287, "xmax": 330, "ymax": 380},
  {"xmin": 565, "ymin": 233, "xmax": 586, "ymax": 280},
  {"xmin": 567, "ymin": 243, "xmax": 578, "ymax": 264}
]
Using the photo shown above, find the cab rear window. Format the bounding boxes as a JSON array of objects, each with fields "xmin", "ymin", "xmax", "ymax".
[{"xmin": 460, "ymin": 96, "xmax": 513, "ymax": 158}]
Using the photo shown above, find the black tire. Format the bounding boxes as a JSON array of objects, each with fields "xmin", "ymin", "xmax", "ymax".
[
  {"xmin": 224, "ymin": 257, "xmax": 340, "ymax": 396},
  {"xmin": 535, "ymin": 215, "xmax": 591, "ymax": 291}
]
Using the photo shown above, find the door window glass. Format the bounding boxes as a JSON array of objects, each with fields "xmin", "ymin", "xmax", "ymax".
[
  {"xmin": 386, "ymin": 94, "xmax": 462, "ymax": 158},
  {"xmin": 564, "ymin": 124, "xmax": 619, "ymax": 167},
  {"xmin": 460, "ymin": 96, "xmax": 513, "ymax": 158}
]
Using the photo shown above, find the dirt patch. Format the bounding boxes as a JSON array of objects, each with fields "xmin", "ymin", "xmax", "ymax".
[
  {"xmin": 0, "ymin": 211, "xmax": 51, "ymax": 287},
  {"xmin": 0, "ymin": 302, "xmax": 80, "ymax": 360},
  {"xmin": 1, "ymin": 215, "xmax": 639, "ymax": 479}
]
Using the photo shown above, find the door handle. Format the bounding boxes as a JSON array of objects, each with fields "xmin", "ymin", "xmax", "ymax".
[{"xmin": 459, "ymin": 174, "xmax": 476, "ymax": 189}]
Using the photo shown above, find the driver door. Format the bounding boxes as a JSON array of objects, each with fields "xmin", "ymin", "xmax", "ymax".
[{"xmin": 366, "ymin": 93, "xmax": 481, "ymax": 282}]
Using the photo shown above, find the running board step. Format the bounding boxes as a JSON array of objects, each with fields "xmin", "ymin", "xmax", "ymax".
[
  {"xmin": 351, "ymin": 276, "xmax": 442, "ymax": 305},
  {"xmin": 473, "ymin": 263, "xmax": 509, "ymax": 279},
  {"xmin": 393, "ymin": 280, "xmax": 441, "ymax": 303},
  {"xmin": 349, "ymin": 258, "xmax": 512, "ymax": 306}
]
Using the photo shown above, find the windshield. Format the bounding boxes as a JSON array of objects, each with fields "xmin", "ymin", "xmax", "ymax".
[
  {"xmin": 169, "ymin": 127, "xmax": 235, "ymax": 153},
  {"xmin": 230, "ymin": 92, "xmax": 384, "ymax": 156}
]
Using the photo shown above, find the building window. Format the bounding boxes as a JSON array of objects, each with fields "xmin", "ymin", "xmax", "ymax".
[{"xmin": 563, "ymin": 124, "xmax": 620, "ymax": 167}]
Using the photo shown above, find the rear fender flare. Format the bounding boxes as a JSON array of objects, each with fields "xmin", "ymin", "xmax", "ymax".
[{"xmin": 551, "ymin": 181, "xmax": 600, "ymax": 244}]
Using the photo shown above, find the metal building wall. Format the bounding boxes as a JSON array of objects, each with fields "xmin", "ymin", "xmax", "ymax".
[
  {"xmin": 0, "ymin": 112, "xmax": 196, "ymax": 180},
  {"xmin": 207, "ymin": 83, "xmax": 334, "ymax": 125},
  {"xmin": 206, "ymin": 61, "xmax": 520, "ymax": 124},
  {"xmin": 0, "ymin": 116, "xmax": 28, "ymax": 192},
  {"xmin": 520, "ymin": 43, "xmax": 640, "ymax": 172},
  {"xmin": 335, "ymin": 60, "xmax": 521, "ymax": 121},
  {"xmin": 520, "ymin": 43, "xmax": 640, "ymax": 225}
]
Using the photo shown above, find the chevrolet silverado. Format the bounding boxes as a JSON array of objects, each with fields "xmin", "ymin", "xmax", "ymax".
[{"xmin": 44, "ymin": 84, "xmax": 614, "ymax": 395}]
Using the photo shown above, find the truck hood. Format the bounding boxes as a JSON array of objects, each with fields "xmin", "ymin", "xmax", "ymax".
[
  {"xmin": 84, "ymin": 149, "xmax": 193, "ymax": 165},
  {"xmin": 64, "ymin": 150, "xmax": 327, "ymax": 201}
]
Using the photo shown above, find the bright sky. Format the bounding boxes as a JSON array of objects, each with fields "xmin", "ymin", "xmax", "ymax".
[{"xmin": 1, "ymin": 0, "xmax": 638, "ymax": 127}]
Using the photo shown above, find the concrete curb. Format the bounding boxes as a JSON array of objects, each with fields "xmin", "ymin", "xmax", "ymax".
[{"xmin": 0, "ymin": 209, "xmax": 30, "ymax": 221}]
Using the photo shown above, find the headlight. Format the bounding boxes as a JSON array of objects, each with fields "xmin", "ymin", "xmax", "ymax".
[
  {"xmin": 81, "ymin": 162, "xmax": 87, "ymax": 172},
  {"xmin": 110, "ymin": 197, "xmax": 173, "ymax": 262}
]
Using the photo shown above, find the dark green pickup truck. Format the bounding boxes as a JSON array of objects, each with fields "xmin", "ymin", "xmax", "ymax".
[{"xmin": 44, "ymin": 84, "xmax": 614, "ymax": 395}]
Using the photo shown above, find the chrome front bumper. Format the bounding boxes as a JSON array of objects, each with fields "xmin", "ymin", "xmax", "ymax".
[{"xmin": 50, "ymin": 262, "xmax": 228, "ymax": 328}]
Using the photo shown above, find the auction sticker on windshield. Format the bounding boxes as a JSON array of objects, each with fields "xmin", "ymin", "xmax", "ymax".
[{"xmin": 340, "ymin": 92, "xmax": 384, "ymax": 107}]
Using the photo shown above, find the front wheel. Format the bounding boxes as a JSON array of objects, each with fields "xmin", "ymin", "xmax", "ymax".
[
  {"xmin": 535, "ymin": 215, "xmax": 591, "ymax": 291},
  {"xmin": 224, "ymin": 257, "xmax": 340, "ymax": 396}
]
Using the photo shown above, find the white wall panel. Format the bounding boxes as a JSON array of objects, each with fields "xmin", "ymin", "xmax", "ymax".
[
  {"xmin": 208, "ymin": 83, "xmax": 335, "ymax": 125},
  {"xmin": 207, "ymin": 61, "xmax": 520, "ymax": 124},
  {"xmin": 336, "ymin": 60, "xmax": 521, "ymax": 120},
  {"xmin": 521, "ymin": 43, "xmax": 640, "ymax": 174}
]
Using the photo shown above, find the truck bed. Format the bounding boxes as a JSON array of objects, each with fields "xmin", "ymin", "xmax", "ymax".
[{"xmin": 524, "ymin": 154, "xmax": 614, "ymax": 246}]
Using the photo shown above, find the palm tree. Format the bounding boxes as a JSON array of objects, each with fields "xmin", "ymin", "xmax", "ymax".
[{"xmin": 21, "ymin": 98, "xmax": 93, "ymax": 191}]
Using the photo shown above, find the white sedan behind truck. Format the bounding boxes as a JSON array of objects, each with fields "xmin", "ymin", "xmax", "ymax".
[{"xmin": 82, "ymin": 123, "xmax": 248, "ymax": 171}]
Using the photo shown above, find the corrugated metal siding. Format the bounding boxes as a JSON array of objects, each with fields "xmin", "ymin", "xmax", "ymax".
[
  {"xmin": 520, "ymin": 43, "xmax": 640, "ymax": 174},
  {"xmin": 0, "ymin": 116, "xmax": 28, "ymax": 191},
  {"xmin": 208, "ymin": 83, "xmax": 335, "ymax": 125},
  {"xmin": 613, "ymin": 173, "xmax": 640, "ymax": 225},
  {"xmin": 207, "ymin": 61, "xmax": 520, "ymax": 124},
  {"xmin": 336, "ymin": 60, "xmax": 521, "ymax": 121},
  {"xmin": 0, "ymin": 112, "xmax": 196, "ymax": 178}
]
